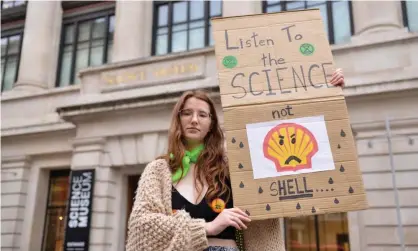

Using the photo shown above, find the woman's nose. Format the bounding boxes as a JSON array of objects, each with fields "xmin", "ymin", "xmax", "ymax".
[
  {"xmin": 191, "ymin": 116, "xmax": 199, "ymax": 124},
  {"xmin": 191, "ymin": 113, "xmax": 199, "ymax": 122}
]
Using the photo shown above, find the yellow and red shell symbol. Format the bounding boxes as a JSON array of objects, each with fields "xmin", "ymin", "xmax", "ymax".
[
  {"xmin": 210, "ymin": 198, "xmax": 226, "ymax": 213},
  {"xmin": 263, "ymin": 123, "xmax": 318, "ymax": 172}
]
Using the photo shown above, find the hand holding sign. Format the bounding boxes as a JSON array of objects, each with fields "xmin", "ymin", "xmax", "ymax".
[
  {"xmin": 205, "ymin": 207, "xmax": 251, "ymax": 235},
  {"xmin": 330, "ymin": 68, "xmax": 345, "ymax": 87}
]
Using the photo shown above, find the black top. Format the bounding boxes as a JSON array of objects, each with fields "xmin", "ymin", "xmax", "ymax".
[{"xmin": 171, "ymin": 179, "xmax": 236, "ymax": 240}]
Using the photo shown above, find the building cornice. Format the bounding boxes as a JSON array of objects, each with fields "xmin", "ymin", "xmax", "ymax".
[
  {"xmin": 331, "ymin": 29, "xmax": 418, "ymax": 52},
  {"xmin": 351, "ymin": 117, "xmax": 418, "ymax": 139},
  {"xmin": 2, "ymin": 31, "xmax": 417, "ymax": 137},
  {"xmin": 1, "ymin": 155, "xmax": 31, "ymax": 169},
  {"xmin": 0, "ymin": 84, "xmax": 80, "ymax": 102},
  {"xmin": 344, "ymin": 74, "xmax": 418, "ymax": 97},
  {"xmin": 1, "ymin": 120, "xmax": 75, "ymax": 138},
  {"xmin": 78, "ymin": 47, "xmax": 216, "ymax": 77},
  {"xmin": 56, "ymin": 86, "xmax": 221, "ymax": 122},
  {"xmin": 2, "ymin": 82, "xmax": 415, "ymax": 138}
]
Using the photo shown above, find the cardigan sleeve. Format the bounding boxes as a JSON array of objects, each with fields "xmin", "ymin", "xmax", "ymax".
[
  {"xmin": 125, "ymin": 160, "xmax": 209, "ymax": 251},
  {"xmin": 243, "ymin": 218, "xmax": 286, "ymax": 251}
]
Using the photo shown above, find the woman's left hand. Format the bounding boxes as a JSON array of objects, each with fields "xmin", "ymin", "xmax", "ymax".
[{"xmin": 330, "ymin": 68, "xmax": 345, "ymax": 88}]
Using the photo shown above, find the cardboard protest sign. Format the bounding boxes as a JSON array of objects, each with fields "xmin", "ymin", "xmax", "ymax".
[{"xmin": 212, "ymin": 9, "xmax": 368, "ymax": 220}]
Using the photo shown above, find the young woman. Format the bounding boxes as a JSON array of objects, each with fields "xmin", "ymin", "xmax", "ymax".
[{"xmin": 125, "ymin": 69, "xmax": 345, "ymax": 251}]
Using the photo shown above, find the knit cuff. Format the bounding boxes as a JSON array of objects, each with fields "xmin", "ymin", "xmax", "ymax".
[{"xmin": 189, "ymin": 218, "xmax": 208, "ymax": 250}]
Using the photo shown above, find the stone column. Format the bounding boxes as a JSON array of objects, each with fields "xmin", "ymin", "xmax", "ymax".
[
  {"xmin": 352, "ymin": 1, "xmax": 404, "ymax": 35},
  {"xmin": 222, "ymin": 0, "xmax": 262, "ymax": 17},
  {"xmin": 1, "ymin": 156, "xmax": 31, "ymax": 251},
  {"xmin": 14, "ymin": 1, "xmax": 62, "ymax": 91},
  {"xmin": 71, "ymin": 137, "xmax": 117, "ymax": 251},
  {"xmin": 112, "ymin": 1, "xmax": 153, "ymax": 62}
]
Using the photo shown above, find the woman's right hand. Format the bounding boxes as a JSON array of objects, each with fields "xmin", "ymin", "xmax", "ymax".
[{"xmin": 205, "ymin": 207, "xmax": 251, "ymax": 236}]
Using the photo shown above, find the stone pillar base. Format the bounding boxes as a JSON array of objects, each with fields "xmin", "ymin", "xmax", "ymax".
[
  {"xmin": 13, "ymin": 81, "xmax": 48, "ymax": 91},
  {"xmin": 352, "ymin": 0, "xmax": 404, "ymax": 37},
  {"xmin": 351, "ymin": 27, "xmax": 411, "ymax": 44}
]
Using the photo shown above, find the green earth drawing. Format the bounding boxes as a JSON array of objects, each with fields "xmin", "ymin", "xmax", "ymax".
[
  {"xmin": 300, "ymin": 43, "xmax": 315, "ymax": 56},
  {"xmin": 222, "ymin": 55, "xmax": 238, "ymax": 68}
]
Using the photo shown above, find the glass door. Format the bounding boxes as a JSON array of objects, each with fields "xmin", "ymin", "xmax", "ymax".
[
  {"xmin": 285, "ymin": 212, "xmax": 350, "ymax": 251},
  {"xmin": 41, "ymin": 170, "xmax": 70, "ymax": 251}
]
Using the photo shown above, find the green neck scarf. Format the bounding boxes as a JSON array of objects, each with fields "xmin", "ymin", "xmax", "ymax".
[{"xmin": 171, "ymin": 144, "xmax": 205, "ymax": 183}]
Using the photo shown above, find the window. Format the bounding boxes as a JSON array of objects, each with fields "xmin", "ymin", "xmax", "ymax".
[
  {"xmin": 1, "ymin": 31, "xmax": 23, "ymax": 91},
  {"xmin": 402, "ymin": 0, "xmax": 418, "ymax": 32},
  {"xmin": 1, "ymin": 0, "xmax": 25, "ymax": 9},
  {"xmin": 285, "ymin": 213, "xmax": 350, "ymax": 251},
  {"xmin": 262, "ymin": 1, "xmax": 353, "ymax": 45},
  {"xmin": 57, "ymin": 10, "xmax": 115, "ymax": 87},
  {"xmin": 152, "ymin": 0, "xmax": 222, "ymax": 56},
  {"xmin": 41, "ymin": 170, "xmax": 70, "ymax": 251}
]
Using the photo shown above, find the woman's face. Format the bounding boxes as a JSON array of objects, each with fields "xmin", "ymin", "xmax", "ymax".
[{"xmin": 180, "ymin": 97, "xmax": 212, "ymax": 146}]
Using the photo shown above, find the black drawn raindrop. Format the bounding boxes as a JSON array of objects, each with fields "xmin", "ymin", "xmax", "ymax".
[
  {"xmin": 239, "ymin": 142, "xmax": 244, "ymax": 148},
  {"xmin": 331, "ymin": 188, "xmax": 334, "ymax": 191},
  {"xmin": 245, "ymin": 210, "xmax": 250, "ymax": 216},
  {"xmin": 340, "ymin": 165, "xmax": 345, "ymax": 172},
  {"xmin": 266, "ymin": 204, "xmax": 271, "ymax": 211},
  {"xmin": 334, "ymin": 198, "xmax": 340, "ymax": 204},
  {"xmin": 338, "ymin": 144, "xmax": 341, "ymax": 149},
  {"xmin": 296, "ymin": 203, "xmax": 301, "ymax": 210},
  {"xmin": 321, "ymin": 189, "xmax": 323, "ymax": 192},
  {"xmin": 349, "ymin": 186, "xmax": 354, "ymax": 194},
  {"xmin": 238, "ymin": 163, "xmax": 244, "ymax": 169},
  {"xmin": 340, "ymin": 129, "xmax": 346, "ymax": 137},
  {"xmin": 232, "ymin": 138, "xmax": 236, "ymax": 143},
  {"xmin": 326, "ymin": 189, "xmax": 329, "ymax": 192},
  {"xmin": 316, "ymin": 189, "xmax": 319, "ymax": 192},
  {"xmin": 239, "ymin": 182, "xmax": 244, "ymax": 188},
  {"xmin": 311, "ymin": 207, "xmax": 316, "ymax": 213},
  {"xmin": 258, "ymin": 186, "xmax": 263, "ymax": 194},
  {"xmin": 329, "ymin": 178, "xmax": 334, "ymax": 184}
]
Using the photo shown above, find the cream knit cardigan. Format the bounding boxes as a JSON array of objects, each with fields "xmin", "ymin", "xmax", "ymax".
[{"xmin": 125, "ymin": 159, "xmax": 286, "ymax": 251}]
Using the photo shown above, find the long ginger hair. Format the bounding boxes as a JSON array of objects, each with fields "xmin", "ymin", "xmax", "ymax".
[{"xmin": 159, "ymin": 90, "xmax": 231, "ymax": 204}]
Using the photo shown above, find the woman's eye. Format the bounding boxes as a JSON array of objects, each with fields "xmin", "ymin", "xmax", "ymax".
[{"xmin": 183, "ymin": 110, "xmax": 192, "ymax": 116}]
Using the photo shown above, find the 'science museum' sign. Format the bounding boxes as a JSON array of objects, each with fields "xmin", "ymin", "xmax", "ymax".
[{"xmin": 63, "ymin": 169, "xmax": 95, "ymax": 251}]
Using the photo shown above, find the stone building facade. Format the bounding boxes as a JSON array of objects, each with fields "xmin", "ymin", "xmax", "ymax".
[{"xmin": 1, "ymin": 1, "xmax": 417, "ymax": 251}]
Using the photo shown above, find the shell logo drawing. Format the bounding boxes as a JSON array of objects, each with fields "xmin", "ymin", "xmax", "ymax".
[{"xmin": 263, "ymin": 123, "xmax": 319, "ymax": 172}]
